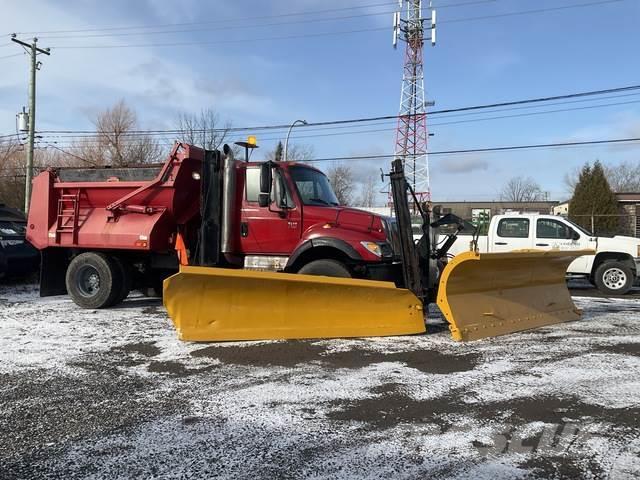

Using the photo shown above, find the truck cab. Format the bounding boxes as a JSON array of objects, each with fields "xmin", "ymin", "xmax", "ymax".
[{"xmin": 237, "ymin": 161, "xmax": 397, "ymax": 280}]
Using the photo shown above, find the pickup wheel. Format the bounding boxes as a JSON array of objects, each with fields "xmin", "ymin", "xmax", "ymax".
[
  {"xmin": 297, "ymin": 259, "xmax": 351, "ymax": 278},
  {"xmin": 66, "ymin": 252, "xmax": 121, "ymax": 309},
  {"xmin": 594, "ymin": 261, "xmax": 634, "ymax": 295}
]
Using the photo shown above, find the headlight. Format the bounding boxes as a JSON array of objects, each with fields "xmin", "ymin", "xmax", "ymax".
[
  {"xmin": 637, "ymin": 244, "xmax": 640, "ymax": 257},
  {"xmin": 360, "ymin": 241, "xmax": 382, "ymax": 257}
]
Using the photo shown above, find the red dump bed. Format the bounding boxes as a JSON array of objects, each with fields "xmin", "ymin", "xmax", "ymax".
[{"xmin": 27, "ymin": 143, "xmax": 203, "ymax": 253}]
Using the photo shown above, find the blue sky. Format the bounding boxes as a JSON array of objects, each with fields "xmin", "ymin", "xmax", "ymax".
[{"xmin": 1, "ymin": 0, "xmax": 639, "ymax": 202}]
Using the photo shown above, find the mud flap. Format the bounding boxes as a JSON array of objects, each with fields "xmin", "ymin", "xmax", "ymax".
[
  {"xmin": 164, "ymin": 266, "xmax": 425, "ymax": 342},
  {"xmin": 437, "ymin": 250, "xmax": 594, "ymax": 341}
]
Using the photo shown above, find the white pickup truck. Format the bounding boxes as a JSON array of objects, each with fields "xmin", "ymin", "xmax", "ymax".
[{"xmin": 446, "ymin": 214, "xmax": 640, "ymax": 295}]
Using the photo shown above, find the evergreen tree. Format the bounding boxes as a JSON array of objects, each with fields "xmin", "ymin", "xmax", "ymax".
[
  {"xmin": 274, "ymin": 141, "xmax": 283, "ymax": 162},
  {"xmin": 569, "ymin": 161, "xmax": 620, "ymax": 235}
]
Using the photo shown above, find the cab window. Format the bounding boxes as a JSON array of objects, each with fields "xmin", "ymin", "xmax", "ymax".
[
  {"xmin": 537, "ymin": 219, "xmax": 574, "ymax": 239},
  {"xmin": 497, "ymin": 218, "xmax": 530, "ymax": 238},
  {"xmin": 245, "ymin": 167, "xmax": 294, "ymax": 207},
  {"xmin": 245, "ymin": 168, "xmax": 260, "ymax": 202}
]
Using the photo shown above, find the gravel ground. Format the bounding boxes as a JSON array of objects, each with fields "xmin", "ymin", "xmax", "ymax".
[{"xmin": 1, "ymin": 282, "xmax": 639, "ymax": 479}]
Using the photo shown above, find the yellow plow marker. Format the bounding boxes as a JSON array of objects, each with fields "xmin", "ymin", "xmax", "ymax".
[
  {"xmin": 437, "ymin": 249, "xmax": 594, "ymax": 341},
  {"xmin": 164, "ymin": 266, "xmax": 425, "ymax": 341}
]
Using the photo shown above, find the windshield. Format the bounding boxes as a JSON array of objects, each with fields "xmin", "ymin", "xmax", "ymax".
[
  {"xmin": 564, "ymin": 218, "xmax": 593, "ymax": 236},
  {"xmin": 289, "ymin": 166, "xmax": 339, "ymax": 206}
]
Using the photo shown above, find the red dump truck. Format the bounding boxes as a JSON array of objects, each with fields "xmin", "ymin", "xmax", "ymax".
[{"xmin": 26, "ymin": 142, "xmax": 406, "ymax": 308}]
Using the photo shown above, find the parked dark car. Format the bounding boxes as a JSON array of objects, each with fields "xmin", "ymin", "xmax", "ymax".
[{"xmin": 0, "ymin": 204, "xmax": 39, "ymax": 279}]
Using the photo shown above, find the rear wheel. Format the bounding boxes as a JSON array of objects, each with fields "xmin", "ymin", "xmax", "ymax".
[
  {"xmin": 298, "ymin": 259, "xmax": 351, "ymax": 278},
  {"xmin": 66, "ymin": 252, "xmax": 120, "ymax": 309},
  {"xmin": 594, "ymin": 261, "xmax": 633, "ymax": 295}
]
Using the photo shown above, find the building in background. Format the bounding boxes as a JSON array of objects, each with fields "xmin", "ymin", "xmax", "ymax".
[
  {"xmin": 616, "ymin": 193, "xmax": 640, "ymax": 238},
  {"xmin": 432, "ymin": 201, "xmax": 559, "ymax": 219}
]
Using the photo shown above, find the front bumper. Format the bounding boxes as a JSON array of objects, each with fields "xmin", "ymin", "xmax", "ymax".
[
  {"xmin": 634, "ymin": 257, "xmax": 640, "ymax": 283},
  {"xmin": 365, "ymin": 262, "xmax": 403, "ymax": 286},
  {"xmin": 1, "ymin": 243, "xmax": 39, "ymax": 277}
]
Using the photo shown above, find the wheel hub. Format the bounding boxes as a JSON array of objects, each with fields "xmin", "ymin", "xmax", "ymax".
[
  {"xmin": 603, "ymin": 267, "xmax": 627, "ymax": 290},
  {"xmin": 78, "ymin": 266, "xmax": 100, "ymax": 297}
]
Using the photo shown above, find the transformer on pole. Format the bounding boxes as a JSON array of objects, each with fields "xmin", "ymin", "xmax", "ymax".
[{"xmin": 392, "ymin": 0, "xmax": 436, "ymax": 209}]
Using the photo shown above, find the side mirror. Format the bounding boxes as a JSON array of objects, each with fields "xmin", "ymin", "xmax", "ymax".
[
  {"xmin": 571, "ymin": 230, "xmax": 580, "ymax": 241},
  {"xmin": 258, "ymin": 162, "xmax": 272, "ymax": 208}
]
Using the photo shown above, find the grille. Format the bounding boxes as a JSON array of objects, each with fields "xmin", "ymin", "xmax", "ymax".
[{"xmin": 384, "ymin": 217, "xmax": 402, "ymax": 260}]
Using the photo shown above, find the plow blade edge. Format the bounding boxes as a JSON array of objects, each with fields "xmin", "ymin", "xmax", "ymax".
[
  {"xmin": 437, "ymin": 250, "xmax": 593, "ymax": 342},
  {"xmin": 164, "ymin": 266, "xmax": 425, "ymax": 341}
]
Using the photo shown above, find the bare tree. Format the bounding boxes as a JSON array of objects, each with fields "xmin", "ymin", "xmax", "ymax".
[
  {"xmin": 355, "ymin": 174, "xmax": 377, "ymax": 207},
  {"xmin": 327, "ymin": 163, "xmax": 355, "ymax": 205},
  {"xmin": 0, "ymin": 139, "xmax": 25, "ymax": 209},
  {"xmin": 176, "ymin": 109, "xmax": 231, "ymax": 151},
  {"xmin": 604, "ymin": 161, "xmax": 640, "ymax": 192},
  {"xmin": 499, "ymin": 176, "xmax": 545, "ymax": 202},
  {"xmin": 265, "ymin": 142, "xmax": 314, "ymax": 163},
  {"xmin": 75, "ymin": 99, "xmax": 162, "ymax": 166},
  {"xmin": 563, "ymin": 165, "xmax": 581, "ymax": 194}
]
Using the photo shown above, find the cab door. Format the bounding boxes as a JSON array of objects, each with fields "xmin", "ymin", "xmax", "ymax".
[
  {"xmin": 490, "ymin": 217, "xmax": 533, "ymax": 252},
  {"xmin": 535, "ymin": 217, "xmax": 592, "ymax": 272},
  {"xmin": 239, "ymin": 167, "xmax": 302, "ymax": 255}
]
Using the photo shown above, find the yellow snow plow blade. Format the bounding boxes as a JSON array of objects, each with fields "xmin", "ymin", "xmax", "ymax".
[
  {"xmin": 437, "ymin": 249, "xmax": 594, "ymax": 341},
  {"xmin": 164, "ymin": 266, "xmax": 425, "ymax": 342}
]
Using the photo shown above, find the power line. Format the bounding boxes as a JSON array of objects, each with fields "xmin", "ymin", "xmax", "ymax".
[
  {"xmin": 303, "ymin": 137, "xmax": 640, "ymax": 162},
  {"xmin": 442, "ymin": 0, "xmax": 624, "ymax": 24},
  {"xmin": 6, "ymin": 136, "xmax": 633, "ymax": 168},
  {"xmin": 26, "ymin": 91, "xmax": 640, "ymax": 147},
  {"xmin": 43, "ymin": 0, "xmax": 624, "ymax": 49},
  {"xmin": 16, "ymin": 0, "xmax": 495, "ymax": 38},
  {"xmin": 0, "ymin": 52, "xmax": 25, "ymax": 60},
  {"xmin": 42, "ymin": 142, "xmax": 96, "ymax": 166},
  {"xmin": 36, "ymin": 0, "xmax": 499, "ymax": 41},
  {"xmin": 14, "ymin": 84, "xmax": 640, "ymax": 141}
]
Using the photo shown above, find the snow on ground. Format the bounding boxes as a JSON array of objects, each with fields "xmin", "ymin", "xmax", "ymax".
[{"xmin": 1, "ymin": 283, "xmax": 639, "ymax": 479}]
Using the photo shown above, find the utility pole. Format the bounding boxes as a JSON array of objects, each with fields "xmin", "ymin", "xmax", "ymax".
[
  {"xmin": 11, "ymin": 34, "xmax": 50, "ymax": 213},
  {"xmin": 391, "ymin": 0, "xmax": 436, "ymax": 211}
]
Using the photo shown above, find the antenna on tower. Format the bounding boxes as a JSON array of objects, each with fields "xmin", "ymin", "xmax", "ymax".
[
  {"xmin": 431, "ymin": 9, "xmax": 436, "ymax": 46},
  {"xmin": 392, "ymin": 10, "xmax": 401, "ymax": 48},
  {"xmin": 390, "ymin": 0, "xmax": 437, "ymax": 211}
]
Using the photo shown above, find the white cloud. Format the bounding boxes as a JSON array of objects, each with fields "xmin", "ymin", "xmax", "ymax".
[
  {"xmin": 437, "ymin": 156, "xmax": 489, "ymax": 174},
  {"xmin": 0, "ymin": 1, "xmax": 276, "ymax": 134}
]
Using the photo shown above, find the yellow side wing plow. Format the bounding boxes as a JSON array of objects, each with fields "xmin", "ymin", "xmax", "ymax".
[{"xmin": 437, "ymin": 249, "xmax": 594, "ymax": 341}]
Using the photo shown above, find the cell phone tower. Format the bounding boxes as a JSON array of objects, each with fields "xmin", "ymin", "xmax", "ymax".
[{"xmin": 392, "ymin": 0, "xmax": 436, "ymax": 207}]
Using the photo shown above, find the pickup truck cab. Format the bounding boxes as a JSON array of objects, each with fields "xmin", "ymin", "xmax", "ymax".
[{"xmin": 447, "ymin": 213, "xmax": 640, "ymax": 295}]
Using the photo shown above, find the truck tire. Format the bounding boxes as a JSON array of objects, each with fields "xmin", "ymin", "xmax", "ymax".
[
  {"xmin": 594, "ymin": 261, "xmax": 634, "ymax": 296},
  {"xmin": 111, "ymin": 257, "xmax": 132, "ymax": 305},
  {"xmin": 298, "ymin": 259, "xmax": 351, "ymax": 278},
  {"xmin": 65, "ymin": 252, "xmax": 120, "ymax": 309}
]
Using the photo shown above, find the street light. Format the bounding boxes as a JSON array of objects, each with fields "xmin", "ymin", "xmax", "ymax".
[{"xmin": 283, "ymin": 119, "xmax": 307, "ymax": 162}]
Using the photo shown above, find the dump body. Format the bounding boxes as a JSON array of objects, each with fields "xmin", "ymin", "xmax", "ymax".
[{"xmin": 27, "ymin": 143, "xmax": 203, "ymax": 254}]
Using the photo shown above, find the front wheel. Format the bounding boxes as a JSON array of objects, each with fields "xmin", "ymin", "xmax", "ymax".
[
  {"xmin": 594, "ymin": 261, "xmax": 634, "ymax": 295},
  {"xmin": 297, "ymin": 259, "xmax": 352, "ymax": 278}
]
